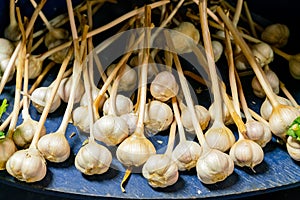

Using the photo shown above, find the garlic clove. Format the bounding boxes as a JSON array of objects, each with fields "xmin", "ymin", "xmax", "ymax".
[
  {"xmin": 142, "ymin": 154, "xmax": 179, "ymax": 188},
  {"xmin": 13, "ymin": 118, "xmax": 47, "ymax": 149},
  {"xmin": 196, "ymin": 148, "xmax": 234, "ymax": 184},
  {"xmin": 103, "ymin": 94, "xmax": 134, "ymax": 116},
  {"xmin": 150, "ymin": 71, "xmax": 179, "ymax": 102},
  {"xmin": 6, "ymin": 148, "xmax": 47, "ymax": 182},
  {"xmin": 0, "ymin": 137, "xmax": 17, "ymax": 170},
  {"xmin": 286, "ymin": 136, "xmax": 300, "ymax": 161},
  {"xmin": 261, "ymin": 23, "xmax": 289, "ymax": 48},
  {"xmin": 58, "ymin": 76, "xmax": 85, "ymax": 103},
  {"xmin": 229, "ymin": 139, "xmax": 264, "ymax": 170},
  {"xmin": 93, "ymin": 115, "xmax": 129, "ymax": 146},
  {"xmin": 31, "ymin": 86, "xmax": 61, "ymax": 113},
  {"xmin": 251, "ymin": 42, "xmax": 274, "ymax": 67},
  {"xmin": 75, "ymin": 140, "xmax": 112, "ymax": 175},
  {"xmin": 172, "ymin": 140, "xmax": 202, "ymax": 171},
  {"xmin": 37, "ymin": 132, "xmax": 71, "ymax": 163}
]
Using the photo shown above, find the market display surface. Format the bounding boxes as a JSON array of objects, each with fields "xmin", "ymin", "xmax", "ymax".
[{"xmin": 0, "ymin": 0, "xmax": 300, "ymax": 199}]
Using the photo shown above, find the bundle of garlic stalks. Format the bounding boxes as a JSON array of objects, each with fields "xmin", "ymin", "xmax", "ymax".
[{"xmin": 0, "ymin": 0, "xmax": 300, "ymax": 193}]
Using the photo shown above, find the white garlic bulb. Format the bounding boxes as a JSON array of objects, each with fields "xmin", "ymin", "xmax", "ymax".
[
  {"xmin": 6, "ymin": 148, "xmax": 47, "ymax": 182},
  {"xmin": 31, "ymin": 86, "xmax": 61, "ymax": 113},
  {"xmin": 261, "ymin": 23, "xmax": 289, "ymax": 48},
  {"xmin": 234, "ymin": 51, "xmax": 250, "ymax": 71},
  {"xmin": 58, "ymin": 76, "xmax": 85, "ymax": 103},
  {"xmin": 37, "ymin": 132, "xmax": 71, "ymax": 163},
  {"xmin": 260, "ymin": 96, "xmax": 292, "ymax": 121},
  {"xmin": 103, "ymin": 94, "xmax": 134, "ymax": 116},
  {"xmin": 245, "ymin": 120, "xmax": 272, "ymax": 148},
  {"xmin": 209, "ymin": 101, "xmax": 234, "ymax": 125},
  {"xmin": 116, "ymin": 131, "xmax": 156, "ymax": 167},
  {"xmin": 212, "ymin": 40, "xmax": 223, "ymax": 62},
  {"xmin": 120, "ymin": 112, "xmax": 138, "ymax": 134},
  {"xmin": 0, "ymin": 38, "xmax": 15, "ymax": 82},
  {"xmin": 286, "ymin": 136, "xmax": 300, "ymax": 161},
  {"xmin": 196, "ymin": 148, "xmax": 234, "ymax": 184},
  {"xmin": 15, "ymin": 55, "xmax": 43, "ymax": 79},
  {"xmin": 93, "ymin": 115, "xmax": 129, "ymax": 146},
  {"xmin": 172, "ymin": 140, "xmax": 202, "ymax": 171},
  {"xmin": 251, "ymin": 42, "xmax": 274, "ymax": 67},
  {"xmin": 144, "ymin": 100, "xmax": 174, "ymax": 135},
  {"xmin": 80, "ymin": 86, "xmax": 100, "ymax": 107},
  {"xmin": 106, "ymin": 64, "xmax": 137, "ymax": 92},
  {"xmin": 170, "ymin": 21, "xmax": 200, "ymax": 54},
  {"xmin": 150, "ymin": 71, "xmax": 179, "ymax": 102},
  {"xmin": 0, "ymin": 138, "xmax": 17, "ymax": 170},
  {"xmin": 181, "ymin": 105, "xmax": 210, "ymax": 133},
  {"xmin": 142, "ymin": 154, "xmax": 179, "ymax": 188},
  {"xmin": 72, "ymin": 106, "xmax": 90, "ymax": 133},
  {"xmin": 13, "ymin": 118, "xmax": 47, "ymax": 149},
  {"xmin": 229, "ymin": 139, "xmax": 264, "ymax": 170},
  {"xmin": 75, "ymin": 139, "xmax": 112, "ymax": 175}
]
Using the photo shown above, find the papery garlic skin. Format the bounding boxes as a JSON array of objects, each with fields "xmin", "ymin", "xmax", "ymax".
[
  {"xmin": 260, "ymin": 96, "xmax": 292, "ymax": 121},
  {"xmin": 72, "ymin": 106, "xmax": 90, "ymax": 133},
  {"xmin": 120, "ymin": 113, "xmax": 138, "ymax": 134},
  {"xmin": 196, "ymin": 148, "xmax": 234, "ymax": 184},
  {"xmin": 170, "ymin": 22, "xmax": 200, "ymax": 54},
  {"xmin": 0, "ymin": 38, "xmax": 15, "ymax": 82},
  {"xmin": 116, "ymin": 133, "xmax": 156, "ymax": 167},
  {"xmin": 103, "ymin": 94, "xmax": 134, "ymax": 116},
  {"xmin": 0, "ymin": 138, "xmax": 17, "ymax": 170},
  {"xmin": 261, "ymin": 23, "xmax": 289, "ymax": 48},
  {"xmin": 181, "ymin": 105, "xmax": 210, "ymax": 133},
  {"xmin": 212, "ymin": 40, "xmax": 223, "ymax": 62},
  {"xmin": 142, "ymin": 154, "xmax": 179, "ymax": 188},
  {"xmin": 37, "ymin": 132, "xmax": 71, "ymax": 163},
  {"xmin": 286, "ymin": 136, "xmax": 300, "ymax": 161},
  {"xmin": 93, "ymin": 115, "xmax": 129, "ymax": 146},
  {"xmin": 229, "ymin": 139, "xmax": 264, "ymax": 170},
  {"xmin": 75, "ymin": 140, "xmax": 112, "ymax": 175},
  {"xmin": 245, "ymin": 120, "xmax": 272, "ymax": 148},
  {"xmin": 205, "ymin": 124, "xmax": 236, "ymax": 152},
  {"xmin": 13, "ymin": 118, "xmax": 46, "ymax": 149},
  {"xmin": 172, "ymin": 141, "xmax": 202, "ymax": 171},
  {"xmin": 106, "ymin": 64, "xmax": 137, "ymax": 92},
  {"xmin": 268, "ymin": 105, "xmax": 300, "ymax": 140},
  {"xmin": 58, "ymin": 76, "xmax": 85, "ymax": 103},
  {"xmin": 144, "ymin": 100, "xmax": 174, "ymax": 135},
  {"xmin": 150, "ymin": 71, "xmax": 179, "ymax": 102},
  {"xmin": 6, "ymin": 148, "xmax": 47, "ymax": 182},
  {"xmin": 251, "ymin": 43, "xmax": 274, "ymax": 67},
  {"xmin": 31, "ymin": 86, "xmax": 61, "ymax": 113}
]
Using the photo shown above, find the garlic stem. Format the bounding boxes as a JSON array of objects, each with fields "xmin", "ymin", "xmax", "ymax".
[
  {"xmin": 232, "ymin": 0, "xmax": 243, "ymax": 27},
  {"xmin": 243, "ymin": 1, "xmax": 257, "ymax": 38},
  {"xmin": 165, "ymin": 120, "xmax": 177, "ymax": 156},
  {"xmin": 22, "ymin": 56, "xmax": 31, "ymax": 120},
  {"xmin": 9, "ymin": 0, "xmax": 17, "ymax": 26},
  {"xmin": 172, "ymin": 98, "xmax": 186, "ymax": 142},
  {"xmin": 30, "ymin": 47, "xmax": 73, "ymax": 148},
  {"xmin": 272, "ymin": 47, "xmax": 292, "ymax": 61},
  {"xmin": 217, "ymin": 7, "xmax": 279, "ymax": 108},
  {"xmin": 280, "ymin": 81, "xmax": 299, "ymax": 107},
  {"xmin": 29, "ymin": 0, "xmax": 53, "ymax": 31}
]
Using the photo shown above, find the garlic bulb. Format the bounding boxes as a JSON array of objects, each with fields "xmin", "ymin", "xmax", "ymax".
[
  {"xmin": 6, "ymin": 148, "xmax": 47, "ymax": 182},
  {"xmin": 75, "ymin": 139, "xmax": 112, "ymax": 175},
  {"xmin": 15, "ymin": 55, "xmax": 43, "ymax": 79},
  {"xmin": 144, "ymin": 100, "xmax": 174, "ymax": 135},
  {"xmin": 212, "ymin": 40, "xmax": 223, "ymax": 62},
  {"xmin": 103, "ymin": 94, "xmax": 134, "ymax": 116},
  {"xmin": 251, "ymin": 67, "xmax": 279, "ymax": 98},
  {"xmin": 286, "ymin": 136, "xmax": 300, "ymax": 161},
  {"xmin": 106, "ymin": 64, "xmax": 137, "ymax": 92},
  {"xmin": 120, "ymin": 112, "xmax": 138, "ymax": 134},
  {"xmin": 129, "ymin": 55, "xmax": 156, "ymax": 80},
  {"xmin": 0, "ymin": 38, "xmax": 15, "ymax": 82},
  {"xmin": 170, "ymin": 21, "xmax": 200, "ymax": 54},
  {"xmin": 72, "ymin": 106, "xmax": 90, "ymax": 133},
  {"xmin": 196, "ymin": 148, "xmax": 234, "ymax": 184},
  {"xmin": 150, "ymin": 71, "xmax": 179, "ymax": 102},
  {"xmin": 48, "ymin": 40, "xmax": 71, "ymax": 64},
  {"xmin": 209, "ymin": 101, "xmax": 234, "ymax": 125},
  {"xmin": 13, "ymin": 118, "xmax": 47, "ymax": 149},
  {"xmin": 245, "ymin": 119, "xmax": 272, "ymax": 147},
  {"xmin": 172, "ymin": 140, "xmax": 202, "ymax": 171},
  {"xmin": 80, "ymin": 86, "xmax": 100, "ymax": 107},
  {"xmin": 204, "ymin": 123, "xmax": 236, "ymax": 152},
  {"xmin": 234, "ymin": 51, "xmax": 250, "ymax": 71},
  {"xmin": 288, "ymin": 54, "xmax": 300, "ymax": 80},
  {"xmin": 229, "ymin": 139, "xmax": 264, "ymax": 170},
  {"xmin": 93, "ymin": 115, "xmax": 129, "ymax": 146},
  {"xmin": 4, "ymin": 0, "xmax": 21, "ymax": 41},
  {"xmin": 44, "ymin": 28, "xmax": 70, "ymax": 48},
  {"xmin": 58, "ymin": 76, "xmax": 85, "ymax": 103},
  {"xmin": 261, "ymin": 23, "xmax": 289, "ymax": 48},
  {"xmin": 0, "ymin": 138, "xmax": 17, "ymax": 170},
  {"xmin": 181, "ymin": 105, "xmax": 210, "ymax": 133},
  {"xmin": 116, "ymin": 130, "xmax": 156, "ymax": 167},
  {"xmin": 31, "ymin": 86, "xmax": 61, "ymax": 113},
  {"xmin": 142, "ymin": 154, "xmax": 178, "ymax": 188},
  {"xmin": 251, "ymin": 42, "xmax": 274, "ymax": 67},
  {"xmin": 260, "ymin": 95, "xmax": 292, "ymax": 121},
  {"xmin": 37, "ymin": 131, "xmax": 71, "ymax": 163},
  {"xmin": 268, "ymin": 104, "xmax": 300, "ymax": 140}
]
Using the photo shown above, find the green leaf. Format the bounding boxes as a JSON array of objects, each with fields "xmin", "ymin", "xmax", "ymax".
[
  {"xmin": 0, "ymin": 98, "xmax": 8, "ymax": 119},
  {"xmin": 0, "ymin": 131, "xmax": 5, "ymax": 139},
  {"xmin": 287, "ymin": 116, "xmax": 300, "ymax": 140}
]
